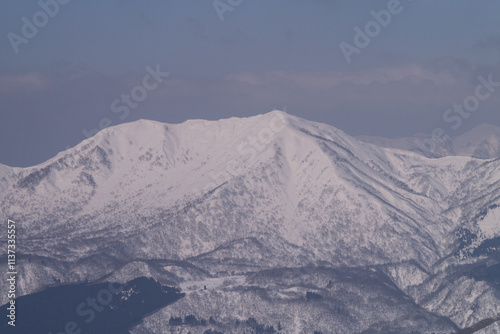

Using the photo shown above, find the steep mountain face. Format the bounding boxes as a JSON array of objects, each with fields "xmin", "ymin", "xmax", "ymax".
[
  {"xmin": 1, "ymin": 111, "xmax": 500, "ymax": 333},
  {"xmin": 358, "ymin": 123, "xmax": 500, "ymax": 159}
]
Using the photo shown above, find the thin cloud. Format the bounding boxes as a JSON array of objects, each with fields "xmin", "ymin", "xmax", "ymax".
[
  {"xmin": 0, "ymin": 73, "xmax": 51, "ymax": 93},
  {"xmin": 222, "ymin": 65, "xmax": 461, "ymax": 89}
]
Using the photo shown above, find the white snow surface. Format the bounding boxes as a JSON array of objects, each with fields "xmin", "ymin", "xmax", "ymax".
[{"xmin": 478, "ymin": 206, "xmax": 500, "ymax": 239}]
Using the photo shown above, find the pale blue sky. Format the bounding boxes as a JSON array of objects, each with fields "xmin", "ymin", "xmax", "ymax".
[{"xmin": 1, "ymin": 0, "xmax": 500, "ymax": 166}]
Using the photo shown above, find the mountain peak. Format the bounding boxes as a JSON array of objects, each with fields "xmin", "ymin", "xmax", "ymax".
[{"xmin": 265, "ymin": 109, "xmax": 289, "ymax": 117}]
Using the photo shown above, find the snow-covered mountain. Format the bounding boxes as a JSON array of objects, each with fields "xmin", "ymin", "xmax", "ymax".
[
  {"xmin": 1, "ymin": 111, "xmax": 500, "ymax": 333},
  {"xmin": 453, "ymin": 124, "xmax": 500, "ymax": 158},
  {"xmin": 358, "ymin": 123, "xmax": 500, "ymax": 159}
]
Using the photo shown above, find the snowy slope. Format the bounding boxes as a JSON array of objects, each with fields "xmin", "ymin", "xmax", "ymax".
[
  {"xmin": 454, "ymin": 124, "xmax": 500, "ymax": 158},
  {"xmin": 0, "ymin": 163, "xmax": 17, "ymax": 194},
  {"xmin": 1, "ymin": 110, "xmax": 499, "ymax": 332}
]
